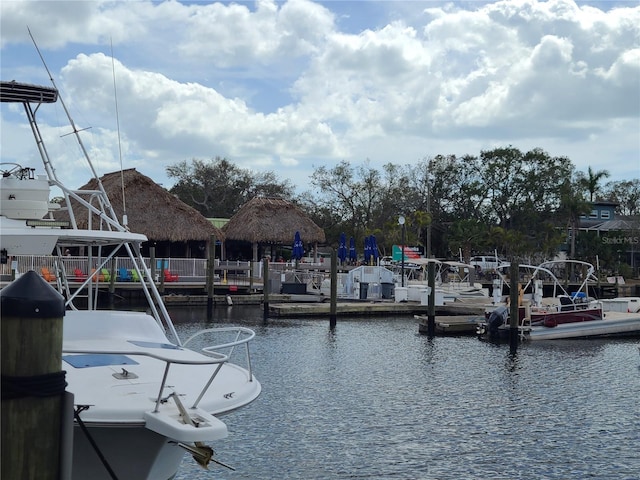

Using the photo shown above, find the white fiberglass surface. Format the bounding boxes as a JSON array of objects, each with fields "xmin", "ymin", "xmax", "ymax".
[{"xmin": 62, "ymin": 311, "xmax": 260, "ymax": 424}]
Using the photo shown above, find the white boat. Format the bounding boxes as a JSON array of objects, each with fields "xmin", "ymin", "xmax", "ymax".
[
  {"xmin": 523, "ymin": 310, "xmax": 640, "ymax": 340},
  {"xmin": 406, "ymin": 258, "xmax": 489, "ymax": 304},
  {"xmin": 0, "ymin": 79, "xmax": 260, "ymax": 479},
  {"xmin": 477, "ymin": 260, "xmax": 640, "ymax": 341}
]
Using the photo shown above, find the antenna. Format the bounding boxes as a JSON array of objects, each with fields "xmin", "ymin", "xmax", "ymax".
[
  {"xmin": 28, "ymin": 27, "xmax": 124, "ymax": 233},
  {"xmin": 111, "ymin": 37, "xmax": 128, "ymax": 228}
]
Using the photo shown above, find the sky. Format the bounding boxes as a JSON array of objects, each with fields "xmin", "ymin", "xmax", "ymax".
[{"xmin": 1, "ymin": 0, "xmax": 639, "ymax": 195}]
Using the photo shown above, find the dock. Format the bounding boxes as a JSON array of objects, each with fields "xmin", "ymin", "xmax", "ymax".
[
  {"xmin": 415, "ymin": 314, "xmax": 484, "ymax": 335},
  {"xmin": 268, "ymin": 300, "xmax": 486, "ymax": 318},
  {"xmin": 162, "ymin": 291, "xmax": 488, "ymax": 317}
]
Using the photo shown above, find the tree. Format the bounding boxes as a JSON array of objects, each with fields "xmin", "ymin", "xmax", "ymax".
[
  {"xmin": 577, "ymin": 166, "xmax": 610, "ymax": 202},
  {"xmin": 307, "ymin": 160, "xmax": 385, "ymax": 243},
  {"xmin": 167, "ymin": 157, "xmax": 293, "ymax": 218},
  {"xmin": 602, "ymin": 179, "xmax": 640, "ymax": 215},
  {"xmin": 556, "ymin": 175, "xmax": 591, "ymax": 260},
  {"xmin": 446, "ymin": 219, "xmax": 489, "ymax": 262},
  {"xmin": 301, "ymin": 149, "xmax": 638, "ymax": 263}
]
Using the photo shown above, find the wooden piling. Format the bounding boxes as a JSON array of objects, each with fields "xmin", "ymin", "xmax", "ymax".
[
  {"xmin": 427, "ymin": 261, "xmax": 436, "ymax": 336},
  {"xmin": 1, "ymin": 271, "xmax": 67, "ymax": 480},
  {"xmin": 330, "ymin": 249, "xmax": 337, "ymax": 329},
  {"xmin": 509, "ymin": 262, "xmax": 519, "ymax": 353}
]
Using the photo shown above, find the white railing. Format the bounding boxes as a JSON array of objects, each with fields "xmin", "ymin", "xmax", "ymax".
[{"xmin": 2, "ymin": 255, "xmax": 214, "ymax": 282}]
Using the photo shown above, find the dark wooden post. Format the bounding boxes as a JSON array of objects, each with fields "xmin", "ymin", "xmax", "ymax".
[
  {"xmin": 509, "ymin": 262, "xmax": 519, "ymax": 353},
  {"xmin": 159, "ymin": 258, "xmax": 166, "ymax": 293},
  {"xmin": 427, "ymin": 260, "xmax": 436, "ymax": 336},
  {"xmin": 207, "ymin": 235, "xmax": 216, "ymax": 318},
  {"xmin": 263, "ymin": 257, "xmax": 269, "ymax": 320},
  {"xmin": 1, "ymin": 271, "xmax": 67, "ymax": 480},
  {"xmin": 330, "ymin": 249, "xmax": 337, "ymax": 329},
  {"xmin": 150, "ymin": 246, "xmax": 156, "ymax": 284},
  {"xmin": 108, "ymin": 259, "xmax": 116, "ymax": 295}
]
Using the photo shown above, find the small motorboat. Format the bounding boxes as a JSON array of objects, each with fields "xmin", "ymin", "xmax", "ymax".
[{"xmin": 476, "ymin": 260, "xmax": 640, "ymax": 341}]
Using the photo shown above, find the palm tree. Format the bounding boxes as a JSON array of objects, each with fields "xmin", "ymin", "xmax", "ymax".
[
  {"xmin": 580, "ymin": 166, "xmax": 610, "ymax": 202},
  {"xmin": 559, "ymin": 179, "xmax": 591, "ymax": 260}
]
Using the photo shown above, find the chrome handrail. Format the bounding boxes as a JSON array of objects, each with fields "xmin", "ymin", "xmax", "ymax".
[{"xmin": 182, "ymin": 327, "xmax": 256, "ymax": 409}]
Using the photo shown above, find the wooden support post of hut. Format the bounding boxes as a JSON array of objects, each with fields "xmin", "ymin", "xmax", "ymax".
[
  {"xmin": 263, "ymin": 257, "xmax": 269, "ymax": 319},
  {"xmin": 207, "ymin": 235, "xmax": 216, "ymax": 316},
  {"xmin": 1, "ymin": 271, "xmax": 69, "ymax": 480}
]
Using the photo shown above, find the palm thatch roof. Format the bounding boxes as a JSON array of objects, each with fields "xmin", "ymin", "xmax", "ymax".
[
  {"xmin": 56, "ymin": 168, "xmax": 223, "ymax": 242},
  {"xmin": 223, "ymin": 197, "xmax": 325, "ymax": 244}
]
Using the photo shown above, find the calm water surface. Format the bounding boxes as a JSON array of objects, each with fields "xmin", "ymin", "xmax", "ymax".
[{"xmin": 170, "ymin": 305, "xmax": 639, "ymax": 480}]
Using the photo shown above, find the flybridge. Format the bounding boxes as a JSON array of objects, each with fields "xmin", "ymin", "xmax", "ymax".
[{"xmin": 0, "ymin": 81, "xmax": 58, "ymax": 104}]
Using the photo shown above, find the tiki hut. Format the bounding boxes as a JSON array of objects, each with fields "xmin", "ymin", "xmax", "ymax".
[
  {"xmin": 223, "ymin": 197, "xmax": 326, "ymax": 261},
  {"xmin": 56, "ymin": 168, "xmax": 223, "ymax": 258}
]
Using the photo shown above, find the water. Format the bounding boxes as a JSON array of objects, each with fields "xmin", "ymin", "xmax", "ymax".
[{"xmin": 171, "ymin": 306, "xmax": 640, "ymax": 480}]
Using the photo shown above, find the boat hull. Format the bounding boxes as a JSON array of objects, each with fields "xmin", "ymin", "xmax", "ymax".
[
  {"xmin": 526, "ymin": 312, "xmax": 640, "ymax": 340},
  {"xmin": 72, "ymin": 423, "xmax": 187, "ymax": 480},
  {"xmin": 530, "ymin": 307, "xmax": 603, "ymax": 327}
]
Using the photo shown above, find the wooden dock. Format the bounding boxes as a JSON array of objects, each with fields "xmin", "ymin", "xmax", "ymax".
[
  {"xmin": 415, "ymin": 314, "xmax": 484, "ymax": 335},
  {"xmin": 267, "ymin": 299, "xmax": 487, "ymax": 318},
  {"xmin": 161, "ymin": 292, "xmax": 488, "ymax": 318}
]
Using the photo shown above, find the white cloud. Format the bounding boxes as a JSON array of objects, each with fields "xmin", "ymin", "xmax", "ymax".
[{"xmin": 1, "ymin": 0, "xmax": 638, "ymax": 192}]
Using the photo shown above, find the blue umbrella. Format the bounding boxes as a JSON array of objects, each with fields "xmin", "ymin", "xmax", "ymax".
[
  {"xmin": 364, "ymin": 236, "xmax": 371, "ymax": 265},
  {"xmin": 349, "ymin": 237, "xmax": 357, "ymax": 263},
  {"xmin": 370, "ymin": 235, "xmax": 379, "ymax": 264},
  {"xmin": 292, "ymin": 231, "xmax": 304, "ymax": 260},
  {"xmin": 338, "ymin": 232, "xmax": 347, "ymax": 263}
]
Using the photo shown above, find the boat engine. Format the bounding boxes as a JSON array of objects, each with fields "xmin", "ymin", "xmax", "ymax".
[{"xmin": 486, "ymin": 305, "xmax": 509, "ymax": 339}]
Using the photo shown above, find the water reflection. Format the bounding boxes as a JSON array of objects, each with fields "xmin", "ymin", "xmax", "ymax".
[{"xmin": 172, "ymin": 306, "xmax": 640, "ymax": 480}]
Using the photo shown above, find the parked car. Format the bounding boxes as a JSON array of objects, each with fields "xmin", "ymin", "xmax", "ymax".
[
  {"xmin": 380, "ymin": 256, "xmax": 394, "ymax": 266},
  {"xmin": 469, "ymin": 255, "xmax": 502, "ymax": 272}
]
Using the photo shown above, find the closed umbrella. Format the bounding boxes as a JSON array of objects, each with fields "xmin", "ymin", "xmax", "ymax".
[
  {"xmin": 338, "ymin": 232, "xmax": 347, "ymax": 264},
  {"xmin": 349, "ymin": 237, "xmax": 357, "ymax": 263},
  {"xmin": 370, "ymin": 235, "xmax": 379, "ymax": 264},
  {"xmin": 292, "ymin": 231, "xmax": 304, "ymax": 261},
  {"xmin": 364, "ymin": 236, "xmax": 371, "ymax": 265}
]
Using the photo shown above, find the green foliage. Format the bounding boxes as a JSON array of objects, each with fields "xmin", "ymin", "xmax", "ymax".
[
  {"xmin": 603, "ymin": 179, "xmax": 640, "ymax": 215},
  {"xmin": 166, "ymin": 149, "xmax": 637, "ymax": 267},
  {"xmin": 166, "ymin": 157, "xmax": 293, "ymax": 218},
  {"xmin": 576, "ymin": 166, "xmax": 610, "ymax": 202},
  {"xmin": 302, "ymin": 148, "xmax": 636, "ymax": 262}
]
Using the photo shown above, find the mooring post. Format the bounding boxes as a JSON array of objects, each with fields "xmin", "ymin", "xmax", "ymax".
[
  {"xmin": 263, "ymin": 257, "xmax": 269, "ymax": 320},
  {"xmin": 509, "ymin": 262, "xmax": 519, "ymax": 353},
  {"xmin": 330, "ymin": 249, "xmax": 337, "ymax": 329},
  {"xmin": 1, "ymin": 271, "xmax": 68, "ymax": 480},
  {"xmin": 207, "ymin": 235, "xmax": 216, "ymax": 318},
  {"xmin": 427, "ymin": 260, "xmax": 436, "ymax": 336}
]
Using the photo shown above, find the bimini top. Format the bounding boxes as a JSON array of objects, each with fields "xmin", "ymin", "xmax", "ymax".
[{"xmin": 0, "ymin": 80, "xmax": 58, "ymax": 104}]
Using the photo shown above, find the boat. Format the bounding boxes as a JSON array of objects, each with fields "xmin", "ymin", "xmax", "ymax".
[
  {"xmin": 405, "ymin": 258, "xmax": 489, "ymax": 304},
  {"xmin": 0, "ymin": 79, "xmax": 260, "ymax": 479},
  {"xmin": 476, "ymin": 260, "xmax": 640, "ymax": 341}
]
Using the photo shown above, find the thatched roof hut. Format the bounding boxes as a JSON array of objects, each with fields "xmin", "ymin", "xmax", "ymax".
[
  {"xmin": 56, "ymin": 168, "xmax": 223, "ymax": 257},
  {"xmin": 223, "ymin": 197, "xmax": 325, "ymax": 261}
]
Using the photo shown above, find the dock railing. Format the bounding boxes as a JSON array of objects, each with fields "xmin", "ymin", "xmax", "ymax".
[{"xmin": 1, "ymin": 256, "xmax": 331, "ymax": 292}]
